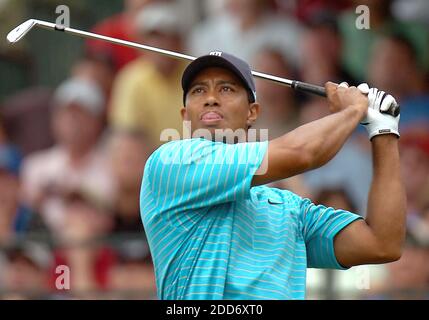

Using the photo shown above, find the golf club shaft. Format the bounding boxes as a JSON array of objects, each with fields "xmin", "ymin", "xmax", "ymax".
[{"xmin": 34, "ymin": 20, "xmax": 327, "ymax": 97}]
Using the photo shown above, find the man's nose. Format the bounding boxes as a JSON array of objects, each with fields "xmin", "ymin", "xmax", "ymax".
[{"xmin": 204, "ymin": 91, "xmax": 220, "ymax": 107}]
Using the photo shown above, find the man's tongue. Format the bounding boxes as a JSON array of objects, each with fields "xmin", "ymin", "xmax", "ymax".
[{"xmin": 202, "ymin": 112, "xmax": 222, "ymax": 120}]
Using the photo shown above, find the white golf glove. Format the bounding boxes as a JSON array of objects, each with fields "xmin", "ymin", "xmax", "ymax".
[{"xmin": 357, "ymin": 83, "xmax": 400, "ymax": 140}]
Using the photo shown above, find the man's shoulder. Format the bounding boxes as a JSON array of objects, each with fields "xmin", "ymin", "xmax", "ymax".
[
  {"xmin": 153, "ymin": 138, "xmax": 225, "ymax": 155},
  {"xmin": 147, "ymin": 139, "xmax": 269, "ymax": 170},
  {"xmin": 151, "ymin": 138, "xmax": 209, "ymax": 153},
  {"xmin": 145, "ymin": 139, "xmax": 209, "ymax": 167},
  {"xmin": 148, "ymin": 139, "xmax": 266, "ymax": 163}
]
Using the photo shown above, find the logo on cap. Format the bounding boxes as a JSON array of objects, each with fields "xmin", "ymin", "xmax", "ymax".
[{"xmin": 209, "ymin": 51, "xmax": 223, "ymax": 57}]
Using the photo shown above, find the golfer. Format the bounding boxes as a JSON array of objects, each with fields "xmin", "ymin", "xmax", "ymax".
[{"xmin": 140, "ymin": 52, "xmax": 406, "ymax": 300}]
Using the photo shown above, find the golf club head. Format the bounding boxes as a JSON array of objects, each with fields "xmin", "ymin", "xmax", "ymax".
[{"xmin": 7, "ymin": 19, "xmax": 38, "ymax": 43}]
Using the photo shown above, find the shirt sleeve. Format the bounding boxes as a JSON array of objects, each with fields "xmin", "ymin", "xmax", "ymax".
[
  {"xmin": 144, "ymin": 138, "xmax": 268, "ymax": 210},
  {"xmin": 300, "ymin": 198, "xmax": 364, "ymax": 269}
]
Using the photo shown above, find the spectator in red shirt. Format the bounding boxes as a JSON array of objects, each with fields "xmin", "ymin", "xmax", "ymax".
[
  {"xmin": 53, "ymin": 191, "xmax": 115, "ymax": 298},
  {"xmin": 85, "ymin": 0, "xmax": 154, "ymax": 71}
]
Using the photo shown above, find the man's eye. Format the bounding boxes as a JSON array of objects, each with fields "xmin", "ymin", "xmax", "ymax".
[
  {"xmin": 221, "ymin": 86, "xmax": 234, "ymax": 92},
  {"xmin": 191, "ymin": 87, "xmax": 204, "ymax": 94}
]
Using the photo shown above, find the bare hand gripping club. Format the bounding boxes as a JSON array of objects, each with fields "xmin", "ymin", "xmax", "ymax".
[{"xmin": 7, "ymin": 19, "xmax": 399, "ymax": 117}]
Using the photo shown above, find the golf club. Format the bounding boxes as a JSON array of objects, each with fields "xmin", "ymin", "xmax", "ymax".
[{"xmin": 7, "ymin": 19, "xmax": 400, "ymax": 116}]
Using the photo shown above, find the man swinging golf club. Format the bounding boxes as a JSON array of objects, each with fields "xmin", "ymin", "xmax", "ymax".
[
  {"xmin": 6, "ymin": 17, "xmax": 404, "ymax": 300},
  {"xmin": 140, "ymin": 51, "xmax": 406, "ymax": 300}
]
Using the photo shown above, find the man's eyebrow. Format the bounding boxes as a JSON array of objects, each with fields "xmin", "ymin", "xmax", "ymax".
[
  {"xmin": 189, "ymin": 81, "xmax": 209, "ymax": 88},
  {"xmin": 189, "ymin": 80, "xmax": 239, "ymax": 89},
  {"xmin": 216, "ymin": 80, "xmax": 238, "ymax": 86}
]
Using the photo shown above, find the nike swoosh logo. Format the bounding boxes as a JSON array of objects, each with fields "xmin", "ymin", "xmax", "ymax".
[{"xmin": 268, "ymin": 199, "xmax": 283, "ymax": 205}]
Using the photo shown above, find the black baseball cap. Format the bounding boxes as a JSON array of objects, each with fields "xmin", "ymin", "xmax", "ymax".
[{"xmin": 181, "ymin": 51, "xmax": 257, "ymax": 105}]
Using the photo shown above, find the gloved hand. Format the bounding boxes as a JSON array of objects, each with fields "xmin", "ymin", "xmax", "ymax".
[{"xmin": 357, "ymin": 83, "xmax": 400, "ymax": 140}]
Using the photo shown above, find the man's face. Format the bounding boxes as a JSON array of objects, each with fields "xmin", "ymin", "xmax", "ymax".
[
  {"xmin": 181, "ymin": 67, "xmax": 259, "ymax": 139},
  {"xmin": 52, "ymin": 103, "xmax": 102, "ymax": 151},
  {"xmin": 253, "ymin": 50, "xmax": 292, "ymax": 102},
  {"xmin": 138, "ymin": 31, "xmax": 182, "ymax": 71},
  {"xmin": 228, "ymin": 0, "xmax": 263, "ymax": 18}
]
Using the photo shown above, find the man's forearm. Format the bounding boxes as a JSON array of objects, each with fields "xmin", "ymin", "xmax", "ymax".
[
  {"xmin": 365, "ymin": 135, "xmax": 406, "ymax": 258},
  {"xmin": 281, "ymin": 104, "xmax": 365, "ymax": 170}
]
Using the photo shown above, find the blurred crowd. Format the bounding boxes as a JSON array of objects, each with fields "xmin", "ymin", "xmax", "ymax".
[{"xmin": 0, "ymin": 0, "xmax": 428, "ymax": 299}]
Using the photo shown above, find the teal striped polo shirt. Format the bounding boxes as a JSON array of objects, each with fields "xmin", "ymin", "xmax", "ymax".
[{"xmin": 140, "ymin": 138, "xmax": 362, "ymax": 299}]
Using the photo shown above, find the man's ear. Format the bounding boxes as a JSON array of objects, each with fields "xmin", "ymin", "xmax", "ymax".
[
  {"xmin": 247, "ymin": 103, "xmax": 260, "ymax": 127},
  {"xmin": 180, "ymin": 107, "xmax": 187, "ymax": 120}
]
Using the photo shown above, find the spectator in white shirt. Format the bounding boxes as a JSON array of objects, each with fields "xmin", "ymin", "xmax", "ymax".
[{"xmin": 21, "ymin": 78, "xmax": 116, "ymax": 235}]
